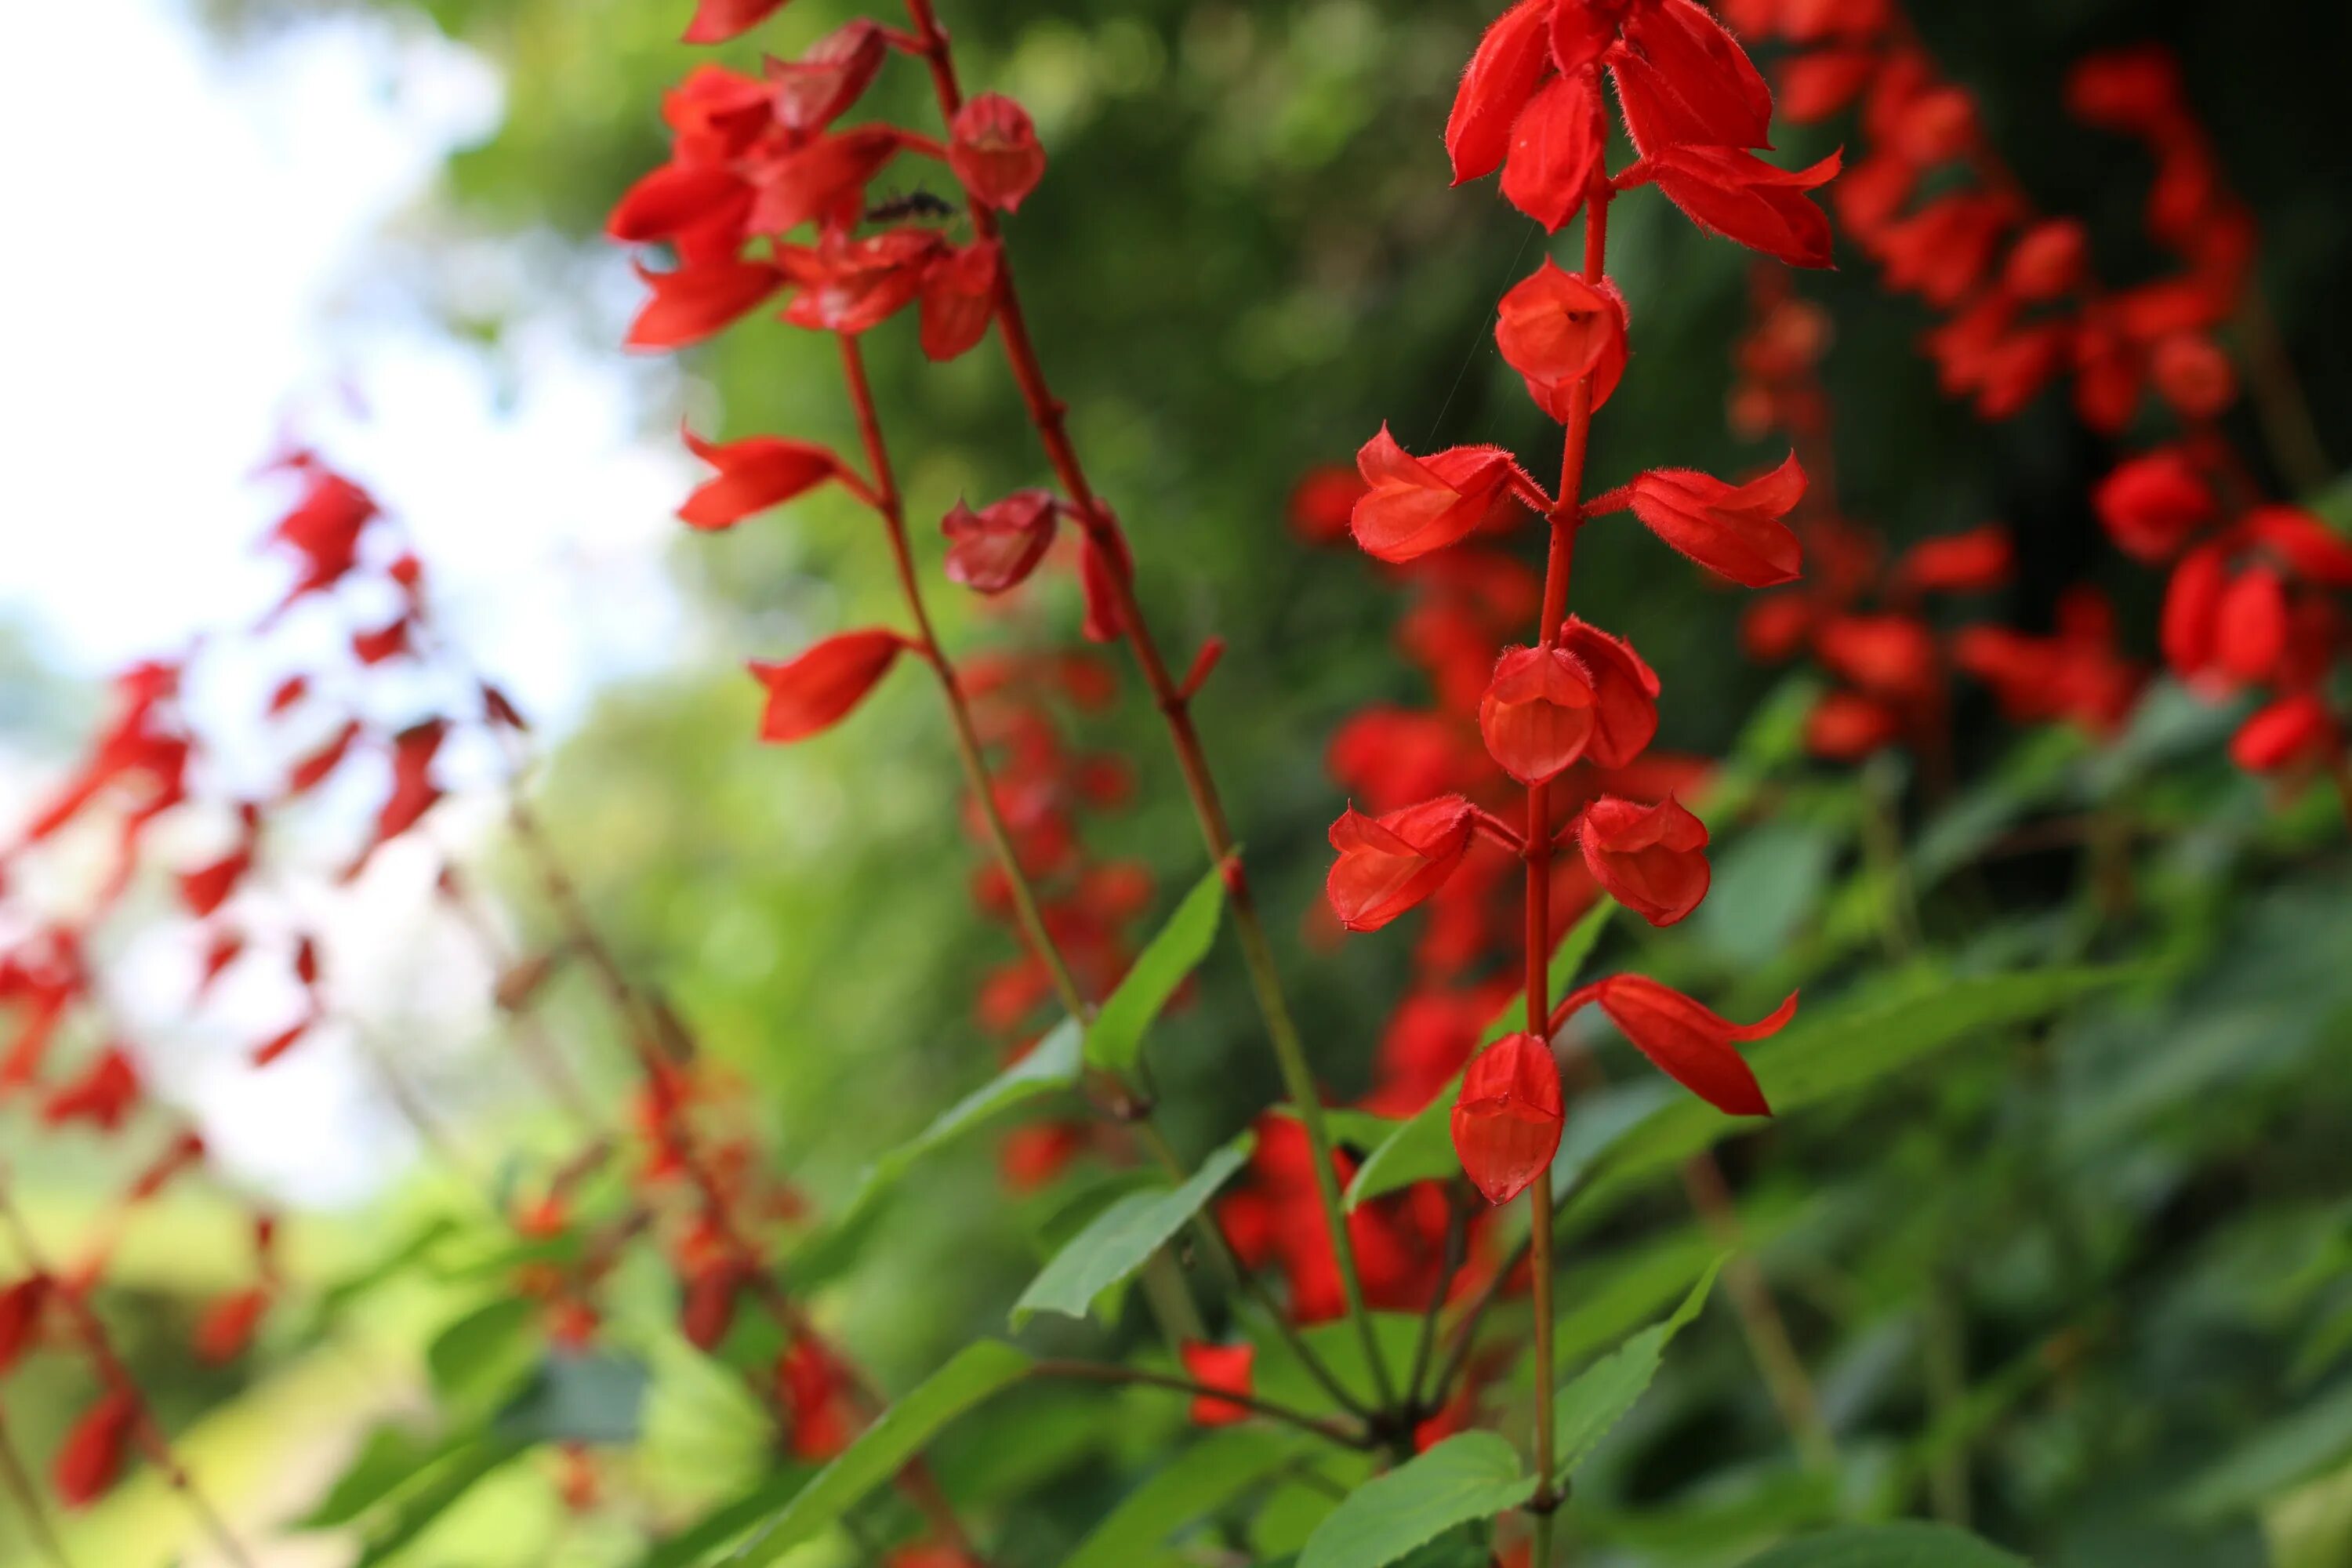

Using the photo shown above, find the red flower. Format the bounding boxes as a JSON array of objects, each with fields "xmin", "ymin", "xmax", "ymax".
[
  {"xmin": 1450, "ymin": 1032, "xmax": 1564, "ymax": 1205},
  {"xmin": 750, "ymin": 127, "xmax": 909, "ymax": 236},
  {"xmin": 1806, "ymin": 690, "xmax": 1903, "ymax": 760},
  {"xmin": 194, "ymin": 1287, "xmax": 271, "ymax": 1363},
  {"xmin": 767, "ymin": 20, "xmax": 889, "ymax": 134},
  {"xmin": 942, "ymin": 491, "xmax": 1060, "ymax": 593},
  {"xmin": 54, "ymin": 1390, "xmax": 140, "ymax": 1508},
  {"xmin": 2245, "ymin": 506, "xmax": 2352, "ymax": 588},
  {"xmin": 750, "ymin": 630, "xmax": 911, "ymax": 743},
  {"xmin": 682, "ymin": 0, "xmax": 787, "ymax": 45},
  {"xmin": 779, "ymin": 1338, "xmax": 854, "ymax": 1460},
  {"xmin": 1577, "ymin": 795, "xmax": 1710, "ymax": 927},
  {"xmin": 1179, "ymin": 1341, "xmax": 1256, "ymax": 1425},
  {"xmin": 1813, "ymin": 613, "xmax": 1937, "ymax": 698},
  {"xmin": 1643, "ymin": 146, "xmax": 1841, "ymax": 270},
  {"xmin": 920, "ymin": 239, "xmax": 1003, "ymax": 361},
  {"xmin": 1289, "ymin": 465, "xmax": 1371, "ymax": 544},
  {"xmin": 680, "ymin": 1263, "xmax": 739, "ymax": 1352},
  {"xmin": 1555, "ymin": 617, "xmax": 1661, "ymax": 768},
  {"xmin": 1350, "ymin": 426, "xmax": 1537, "ymax": 564},
  {"xmin": 1326, "ymin": 796, "xmax": 1477, "ymax": 932},
  {"xmin": 1495, "ymin": 260, "xmax": 1628, "ymax": 419},
  {"xmin": 949, "ymin": 94, "xmax": 1046, "ymax": 213},
  {"xmin": 780, "ymin": 230, "xmax": 946, "ymax": 335},
  {"xmin": 1740, "ymin": 593, "xmax": 1814, "ymax": 662},
  {"xmin": 1892, "ymin": 526, "xmax": 2012, "ymax": 594},
  {"xmin": 1561, "ymin": 975, "xmax": 1795, "ymax": 1116},
  {"xmin": 2004, "ymin": 219, "xmax": 2090, "ymax": 300},
  {"xmin": 626, "ymin": 257, "xmax": 786, "ymax": 350},
  {"xmin": 679, "ymin": 426, "xmax": 849, "ymax": 531},
  {"xmin": 2093, "ymin": 448, "xmax": 2214, "ymax": 564},
  {"xmin": 2230, "ymin": 694, "xmax": 2336, "ymax": 774},
  {"xmin": 1478, "ymin": 644, "xmax": 1597, "ymax": 785},
  {"xmin": 1617, "ymin": 0, "xmax": 1775, "ymax": 151},
  {"xmin": 2151, "ymin": 334, "xmax": 2236, "ymax": 419},
  {"xmin": 1621, "ymin": 452, "xmax": 1806, "ymax": 586},
  {"xmin": 1500, "ymin": 73, "xmax": 1607, "ymax": 232},
  {"xmin": 606, "ymin": 162, "xmax": 752, "ymax": 245},
  {"xmin": 1445, "ymin": 0, "xmax": 1555, "ymax": 183},
  {"xmin": 41, "ymin": 1048, "xmax": 140, "ymax": 1131}
]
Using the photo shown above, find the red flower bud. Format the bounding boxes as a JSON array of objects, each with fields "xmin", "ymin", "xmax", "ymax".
[
  {"xmin": 1179, "ymin": 1341, "xmax": 1256, "ymax": 1425},
  {"xmin": 2214, "ymin": 565, "xmax": 2288, "ymax": 684},
  {"xmin": 1806, "ymin": 690, "xmax": 1904, "ymax": 760},
  {"xmin": 1555, "ymin": 617, "xmax": 1661, "ymax": 768},
  {"xmin": 1350, "ymin": 426, "xmax": 1537, "ymax": 564},
  {"xmin": 54, "ymin": 1390, "xmax": 140, "ymax": 1508},
  {"xmin": 2093, "ymin": 448, "xmax": 2213, "ymax": 564},
  {"xmin": 1577, "ymin": 795, "xmax": 1711, "ymax": 927},
  {"xmin": 2151, "ymin": 333, "xmax": 2236, "ymax": 419},
  {"xmin": 1622, "ymin": 453, "xmax": 1806, "ymax": 586},
  {"xmin": 1450, "ymin": 1032, "xmax": 1564, "ymax": 1205},
  {"xmin": 679, "ymin": 426, "xmax": 848, "ymax": 530},
  {"xmin": 1740, "ymin": 594, "xmax": 1814, "ymax": 662},
  {"xmin": 1496, "ymin": 260, "xmax": 1628, "ymax": 419},
  {"xmin": 1325, "ymin": 796, "xmax": 1476, "ymax": 932},
  {"xmin": 2230, "ymin": 693, "xmax": 2336, "ymax": 774},
  {"xmin": 2003, "ymin": 218, "xmax": 2089, "ymax": 300},
  {"xmin": 1478, "ymin": 645, "xmax": 1597, "ymax": 785},
  {"xmin": 1814, "ymin": 613, "xmax": 1938, "ymax": 698},
  {"xmin": 949, "ymin": 94, "xmax": 1046, "ymax": 213},
  {"xmin": 1562, "ymin": 975, "xmax": 1795, "ymax": 1116},
  {"xmin": 1892, "ymin": 525, "xmax": 2013, "ymax": 594},
  {"xmin": 942, "ymin": 491, "xmax": 1059, "ymax": 594},
  {"xmin": 2161, "ymin": 543, "xmax": 2226, "ymax": 684},
  {"xmin": 748, "ymin": 630, "xmax": 910, "ymax": 743}
]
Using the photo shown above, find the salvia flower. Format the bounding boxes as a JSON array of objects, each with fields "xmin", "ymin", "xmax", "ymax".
[
  {"xmin": 2230, "ymin": 693, "xmax": 2336, "ymax": 775},
  {"xmin": 626, "ymin": 257, "xmax": 786, "ymax": 351},
  {"xmin": 2093, "ymin": 448, "xmax": 2214, "ymax": 563},
  {"xmin": 1495, "ymin": 260, "xmax": 1630, "ymax": 420},
  {"xmin": 1891, "ymin": 525, "xmax": 2013, "ymax": 594},
  {"xmin": 919, "ymin": 239, "xmax": 1003, "ymax": 361},
  {"xmin": 1450, "ymin": 1031, "xmax": 1565, "ymax": 1205},
  {"xmin": 1478, "ymin": 644, "xmax": 1598, "ymax": 785},
  {"xmin": 1577, "ymin": 794, "xmax": 1710, "ymax": 926},
  {"xmin": 779, "ymin": 230, "xmax": 946, "ymax": 334},
  {"xmin": 1325, "ymin": 795, "xmax": 1477, "ymax": 931},
  {"xmin": 1555, "ymin": 616, "xmax": 1661, "ymax": 767},
  {"xmin": 1350, "ymin": 426, "xmax": 1538, "ymax": 564},
  {"xmin": 750, "ymin": 630, "xmax": 912, "ymax": 743},
  {"xmin": 1178, "ymin": 1341, "xmax": 1257, "ymax": 1425},
  {"xmin": 942, "ymin": 491, "xmax": 1060, "ymax": 594},
  {"xmin": 679, "ymin": 426, "xmax": 851, "ymax": 530},
  {"xmin": 1616, "ymin": 452, "xmax": 1806, "ymax": 586},
  {"xmin": 767, "ymin": 20, "xmax": 891, "ymax": 134},
  {"xmin": 1560, "ymin": 974, "xmax": 1795, "ymax": 1116},
  {"xmin": 54, "ymin": 1389, "xmax": 140, "ymax": 1508},
  {"xmin": 949, "ymin": 94, "xmax": 1046, "ymax": 213}
]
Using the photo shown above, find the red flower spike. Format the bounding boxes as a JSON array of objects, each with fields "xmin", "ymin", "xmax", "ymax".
[
  {"xmin": 1501, "ymin": 73, "xmax": 1606, "ymax": 233},
  {"xmin": 1350, "ymin": 426, "xmax": 1537, "ymax": 564},
  {"xmin": 1565, "ymin": 975, "xmax": 1794, "ymax": 1116},
  {"xmin": 54, "ymin": 1390, "xmax": 140, "ymax": 1508},
  {"xmin": 1450, "ymin": 1032, "xmax": 1564, "ymax": 1205},
  {"xmin": 626, "ymin": 258, "xmax": 786, "ymax": 351},
  {"xmin": 1555, "ymin": 617, "xmax": 1661, "ymax": 768},
  {"xmin": 942, "ymin": 491, "xmax": 1059, "ymax": 594},
  {"xmin": 1179, "ymin": 1341, "xmax": 1256, "ymax": 1425},
  {"xmin": 949, "ymin": 94, "xmax": 1047, "ymax": 213},
  {"xmin": 1478, "ymin": 644, "xmax": 1597, "ymax": 785},
  {"xmin": 2093, "ymin": 449, "xmax": 2214, "ymax": 564},
  {"xmin": 1446, "ymin": 0, "xmax": 1554, "ymax": 184},
  {"xmin": 1622, "ymin": 452, "xmax": 1806, "ymax": 586},
  {"xmin": 767, "ymin": 20, "xmax": 889, "ymax": 134},
  {"xmin": 1893, "ymin": 525, "xmax": 2013, "ymax": 594},
  {"xmin": 1577, "ymin": 795, "xmax": 1711, "ymax": 927},
  {"xmin": 919, "ymin": 239, "xmax": 1003, "ymax": 361},
  {"xmin": 605, "ymin": 162, "xmax": 752, "ymax": 245},
  {"xmin": 1326, "ymin": 796, "xmax": 1477, "ymax": 932},
  {"xmin": 2230, "ymin": 694, "xmax": 2335, "ymax": 774},
  {"xmin": 1496, "ymin": 260, "xmax": 1628, "ymax": 416},
  {"xmin": 682, "ymin": 0, "xmax": 787, "ymax": 46},
  {"xmin": 749, "ymin": 630, "xmax": 910, "ymax": 743},
  {"xmin": 679, "ymin": 426, "xmax": 847, "ymax": 531},
  {"xmin": 1646, "ymin": 146, "xmax": 1842, "ymax": 270}
]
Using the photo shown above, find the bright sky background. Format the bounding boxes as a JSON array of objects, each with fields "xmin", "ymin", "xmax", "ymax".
[{"xmin": 0, "ymin": 0, "xmax": 696, "ymax": 1203}]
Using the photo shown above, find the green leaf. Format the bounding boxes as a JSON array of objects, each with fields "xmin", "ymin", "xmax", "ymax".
[
  {"xmin": 295, "ymin": 1423, "xmax": 471, "ymax": 1530},
  {"xmin": 2180, "ymin": 1376, "xmax": 2352, "ymax": 1519},
  {"xmin": 1346, "ymin": 901, "xmax": 1616, "ymax": 1209},
  {"xmin": 495, "ymin": 1350, "xmax": 651, "ymax": 1446},
  {"xmin": 830, "ymin": 1016, "xmax": 1083, "ymax": 1228},
  {"xmin": 1013, "ymin": 1133, "xmax": 1255, "ymax": 1326},
  {"xmin": 1297, "ymin": 1432, "xmax": 1537, "ymax": 1568},
  {"xmin": 1569, "ymin": 967, "xmax": 2135, "ymax": 1221},
  {"xmin": 1086, "ymin": 863, "xmax": 1227, "ymax": 1074},
  {"xmin": 1552, "ymin": 1255, "xmax": 1725, "ymax": 1482},
  {"xmin": 426, "ymin": 1296, "xmax": 542, "ymax": 1412},
  {"xmin": 625, "ymin": 1474, "xmax": 808, "ymax": 1568},
  {"xmin": 1697, "ymin": 822, "xmax": 1838, "ymax": 968},
  {"xmin": 1738, "ymin": 1523, "xmax": 2029, "ymax": 1566},
  {"xmin": 1060, "ymin": 1428, "xmax": 1300, "ymax": 1568},
  {"xmin": 732, "ymin": 1341, "xmax": 1035, "ymax": 1566},
  {"xmin": 351, "ymin": 1432, "xmax": 526, "ymax": 1567}
]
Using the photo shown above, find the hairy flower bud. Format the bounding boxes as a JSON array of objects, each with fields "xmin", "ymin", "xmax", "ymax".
[
  {"xmin": 1450, "ymin": 1032, "xmax": 1564, "ymax": 1204},
  {"xmin": 1325, "ymin": 796, "xmax": 1477, "ymax": 932},
  {"xmin": 1478, "ymin": 645, "xmax": 1598, "ymax": 785},
  {"xmin": 1577, "ymin": 795, "xmax": 1711, "ymax": 926}
]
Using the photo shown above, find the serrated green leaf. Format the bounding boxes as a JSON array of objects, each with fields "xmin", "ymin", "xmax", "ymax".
[
  {"xmin": 1552, "ymin": 1254, "xmax": 1724, "ymax": 1481},
  {"xmin": 1060, "ymin": 1427, "xmax": 1301, "ymax": 1568},
  {"xmin": 1298, "ymin": 1432, "xmax": 1535, "ymax": 1568},
  {"xmin": 1738, "ymin": 1523, "xmax": 2029, "ymax": 1566},
  {"xmin": 1345, "ymin": 901, "xmax": 1616, "ymax": 1209},
  {"xmin": 1013, "ymin": 1133, "xmax": 1255, "ymax": 1326},
  {"xmin": 731, "ymin": 1341, "xmax": 1035, "ymax": 1566},
  {"xmin": 1086, "ymin": 864, "xmax": 1227, "ymax": 1074}
]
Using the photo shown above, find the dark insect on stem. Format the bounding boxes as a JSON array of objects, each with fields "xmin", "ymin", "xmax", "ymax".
[{"xmin": 865, "ymin": 187, "xmax": 958, "ymax": 225}]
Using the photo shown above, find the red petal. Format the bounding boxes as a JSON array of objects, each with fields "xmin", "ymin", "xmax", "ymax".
[
  {"xmin": 1446, "ymin": 0, "xmax": 1555, "ymax": 184},
  {"xmin": 749, "ymin": 630, "xmax": 909, "ymax": 742}
]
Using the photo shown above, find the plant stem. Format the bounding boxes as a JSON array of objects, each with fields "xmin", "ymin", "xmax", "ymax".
[
  {"xmin": 0, "ymin": 1396, "xmax": 73, "ymax": 1568},
  {"xmin": 0, "ymin": 1177, "xmax": 257, "ymax": 1568},
  {"xmin": 1029, "ymin": 1359, "xmax": 1371, "ymax": 1449},
  {"xmin": 898, "ymin": 0, "xmax": 1393, "ymax": 1413},
  {"xmin": 837, "ymin": 333, "xmax": 1093, "ymax": 1024},
  {"xmin": 1406, "ymin": 1187, "xmax": 1473, "ymax": 1415},
  {"xmin": 1675, "ymin": 1156, "xmax": 1835, "ymax": 1470}
]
